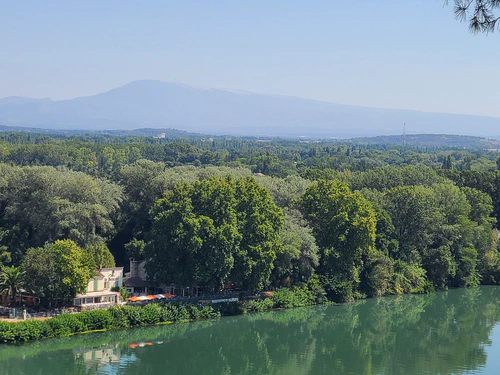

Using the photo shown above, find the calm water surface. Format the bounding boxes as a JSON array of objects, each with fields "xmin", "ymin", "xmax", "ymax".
[{"xmin": 2, "ymin": 287, "xmax": 500, "ymax": 375}]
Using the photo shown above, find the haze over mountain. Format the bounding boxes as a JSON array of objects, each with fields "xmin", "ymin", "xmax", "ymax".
[{"xmin": 1, "ymin": 80, "xmax": 499, "ymax": 138}]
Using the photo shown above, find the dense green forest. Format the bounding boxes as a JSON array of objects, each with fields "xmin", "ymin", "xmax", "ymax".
[{"xmin": 1, "ymin": 131, "xmax": 500, "ymax": 304}]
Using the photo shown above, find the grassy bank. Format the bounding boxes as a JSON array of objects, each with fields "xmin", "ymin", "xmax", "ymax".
[{"xmin": 0, "ymin": 286, "xmax": 321, "ymax": 344}]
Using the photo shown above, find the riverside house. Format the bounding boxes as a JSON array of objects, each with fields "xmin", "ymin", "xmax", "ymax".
[
  {"xmin": 123, "ymin": 258, "xmax": 150, "ymax": 295},
  {"xmin": 72, "ymin": 267, "xmax": 124, "ymax": 310},
  {"xmin": 124, "ymin": 258, "xmax": 175, "ymax": 296}
]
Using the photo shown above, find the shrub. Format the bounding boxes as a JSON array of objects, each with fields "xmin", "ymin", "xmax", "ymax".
[
  {"xmin": 392, "ymin": 260, "xmax": 428, "ymax": 294},
  {"xmin": 188, "ymin": 304, "xmax": 202, "ymax": 320},
  {"xmin": 108, "ymin": 306, "xmax": 130, "ymax": 329},
  {"xmin": 77, "ymin": 310, "xmax": 113, "ymax": 331},
  {"xmin": 411, "ymin": 280, "xmax": 435, "ymax": 294},
  {"xmin": 272, "ymin": 286, "xmax": 316, "ymax": 308},
  {"xmin": 141, "ymin": 304, "xmax": 161, "ymax": 325},
  {"xmin": 322, "ymin": 279, "xmax": 357, "ymax": 303},
  {"xmin": 165, "ymin": 304, "xmax": 190, "ymax": 322},
  {"xmin": 0, "ymin": 299, "xmax": 227, "ymax": 344},
  {"xmin": 158, "ymin": 303, "xmax": 176, "ymax": 322},
  {"xmin": 9, "ymin": 320, "xmax": 51, "ymax": 343},
  {"xmin": 246, "ymin": 298, "xmax": 274, "ymax": 312},
  {"xmin": 306, "ymin": 275, "xmax": 328, "ymax": 304},
  {"xmin": 48, "ymin": 314, "xmax": 84, "ymax": 336},
  {"xmin": 199, "ymin": 305, "xmax": 220, "ymax": 319},
  {"xmin": 121, "ymin": 306, "xmax": 143, "ymax": 327},
  {"xmin": 0, "ymin": 322, "xmax": 15, "ymax": 343},
  {"xmin": 7, "ymin": 322, "xmax": 32, "ymax": 343},
  {"xmin": 272, "ymin": 288, "xmax": 297, "ymax": 308}
]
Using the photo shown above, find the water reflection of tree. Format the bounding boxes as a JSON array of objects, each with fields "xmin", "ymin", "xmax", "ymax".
[
  {"xmin": 309, "ymin": 287, "xmax": 500, "ymax": 375},
  {"xmin": 113, "ymin": 288, "xmax": 500, "ymax": 375},
  {"xmin": 116, "ymin": 307, "xmax": 322, "ymax": 375},
  {"xmin": 0, "ymin": 321, "xmax": 216, "ymax": 375}
]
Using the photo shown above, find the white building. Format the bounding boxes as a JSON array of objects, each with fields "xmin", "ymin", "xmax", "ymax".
[{"xmin": 73, "ymin": 267, "xmax": 124, "ymax": 309}]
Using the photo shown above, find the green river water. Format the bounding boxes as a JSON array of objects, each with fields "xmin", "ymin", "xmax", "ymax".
[{"xmin": 2, "ymin": 286, "xmax": 500, "ymax": 374}]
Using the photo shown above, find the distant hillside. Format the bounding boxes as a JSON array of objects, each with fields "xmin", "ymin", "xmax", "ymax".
[
  {"xmin": 0, "ymin": 124, "xmax": 209, "ymax": 139},
  {"xmin": 2, "ymin": 80, "xmax": 500, "ymax": 138},
  {"xmin": 94, "ymin": 128, "xmax": 209, "ymax": 138},
  {"xmin": 348, "ymin": 134, "xmax": 500, "ymax": 149},
  {"xmin": 0, "ymin": 124, "xmax": 70, "ymax": 134},
  {"xmin": 2, "ymin": 123, "xmax": 500, "ymax": 150}
]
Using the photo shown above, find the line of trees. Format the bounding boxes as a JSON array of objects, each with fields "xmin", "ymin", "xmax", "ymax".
[
  {"xmin": 0, "ymin": 133, "xmax": 500, "ymax": 181},
  {"xmin": 0, "ymin": 134, "xmax": 500, "ymax": 305}
]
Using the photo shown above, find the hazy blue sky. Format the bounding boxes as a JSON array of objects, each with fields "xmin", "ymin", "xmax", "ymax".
[{"xmin": 1, "ymin": 0, "xmax": 499, "ymax": 117}]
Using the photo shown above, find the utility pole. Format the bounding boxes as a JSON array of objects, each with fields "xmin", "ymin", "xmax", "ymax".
[{"xmin": 403, "ymin": 123, "xmax": 406, "ymax": 145}]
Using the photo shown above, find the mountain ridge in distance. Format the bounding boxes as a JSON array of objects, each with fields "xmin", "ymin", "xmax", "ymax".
[
  {"xmin": 1, "ymin": 80, "xmax": 500, "ymax": 138},
  {"xmin": 1, "ymin": 123, "xmax": 499, "ymax": 149}
]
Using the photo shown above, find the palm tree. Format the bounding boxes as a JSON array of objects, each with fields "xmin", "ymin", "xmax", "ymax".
[{"xmin": 0, "ymin": 266, "xmax": 25, "ymax": 306}]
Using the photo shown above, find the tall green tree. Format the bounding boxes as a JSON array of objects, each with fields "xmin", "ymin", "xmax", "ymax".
[
  {"xmin": 256, "ymin": 175, "xmax": 312, "ymax": 208},
  {"xmin": 0, "ymin": 266, "xmax": 25, "ymax": 305},
  {"xmin": 299, "ymin": 179, "xmax": 377, "ymax": 301},
  {"xmin": 348, "ymin": 165, "xmax": 446, "ymax": 192},
  {"xmin": 85, "ymin": 244, "xmax": 116, "ymax": 269},
  {"xmin": 426, "ymin": 183, "xmax": 475, "ymax": 288},
  {"xmin": 114, "ymin": 161, "xmax": 252, "ymax": 265},
  {"xmin": 22, "ymin": 240, "xmax": 95, "ymax": 306},
  {"xmin": 382, "ymin": 185, "xmax": 438, "ymax": 263},
  {"xmin": 441, "ymin": 170, "xmax": 500, "ymax": 229},
  {"xmin": 232, "ymin": 177, "xmax": 285, "ymax": 291},
  {"xmin": 272, "ymin": 208, "xmax": 319, "ymax": 286},
  {"xmin": 145, "ymin": 176, "xmax": 284, "ymax": 292},
  {"xmin": 0, "ymin": 165, "xmax": 122, "ymax": 262},
  {"xmin": 442, "ymin": 155, "xmax": 453, "ymax": 170},
  {"xmin": 461, "ymin": 187, "xmax": 499, "ymax": 283}
]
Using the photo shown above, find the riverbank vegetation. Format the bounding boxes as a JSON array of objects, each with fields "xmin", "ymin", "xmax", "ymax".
[
  {"xmin": 0, "ymin": 285, "xmax": 321, "ymax": 343},
  {"xmin": 1, "ymin": 132, "xmax": 500, "ymax": 309},
  {"xmin": 0, "ymin": 303, "xmax": 218, "ymax": 344}
]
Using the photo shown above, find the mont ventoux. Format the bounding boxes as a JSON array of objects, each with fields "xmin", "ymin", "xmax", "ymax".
[{"xmin": 1, "ymin": 80, "xmax": 500, "ymax": 138}]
